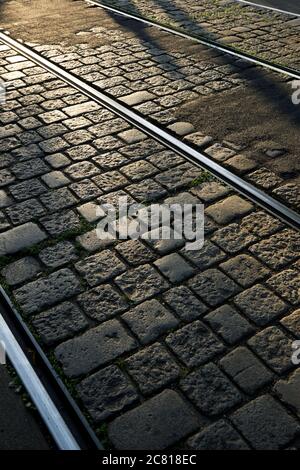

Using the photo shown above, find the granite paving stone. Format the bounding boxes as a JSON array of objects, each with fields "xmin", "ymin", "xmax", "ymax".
[
  {"xmin": 220, "ymin": 347, "xmax": 274, "ymax": 395},
  {"xmin": 181, "ymin": 363, "xmax": 242, "ymax": 416},
  {"xmin": 14, "ymin": 268, "xmax": 82, "ymax": 315},
  {"xmin": 115, "ymin": 264, "xmax": 169, "ymax": 303},
  {"xmin": 125, "ymin": 343, "xmax": 181, "ymax": 395},
  {"xmin": 77, "ymin": 284, "xmax": 128, "ymax": 322},
  {"xmin": 205, "ymin": 304, "xmax": 254, "ymax": 345},
  {"xmin": 166, "ymin": 320, "xmax": 225, "ymax": 367},
  {"xmin": 122, "ymin": 299, "xmax": 179, "ymax": 345},
  {"xmin": 248, "ymin": 327, "xmax": 294, "ymax": 375},
  {"xmin": 77, "ymin": 365, "xmax": 138, "ymax": 423},
  {"xmin": 231, "ymin": 395, "xmax": 300, "ymax": 450},
  {"xmin": 55, "ymin": 319, "xmax": 137, "ymax": 377},
  {"xmin": 108, "ymin": 390, "xmax": 200, "ymax": 450},
  {"xmin": 32, "ymin": 301, "xmax": 89, "ymax": 346},
  {"xmin": 188, "ymin": 268, "xmax": 239, "ymax": 307},
  {"xmin": 163, "ymin": 286, "xmax": 208, "ymax": 322},
  {"xmin": 234, "ymin": 284, "xmax": 287, "ymax": 326}
]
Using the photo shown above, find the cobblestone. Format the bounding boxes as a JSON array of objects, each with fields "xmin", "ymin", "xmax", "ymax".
[
  {"xmin": 1, "ymin": 256, "xmax": 41, "ymax": 286},
  {"xmin": 274, "ymin": 369, "xmax": 300, "ymax": 418},
  {"xmin": 281, "ymin": 309, "xmax": 300, "ymax": 338},
  {"xmin": 220, "ymin": 347, "xmax": 274, "ymax": 395},
  {"xmin": 75, "ymin": 250, "xmax": 126, "ymax": 286},
  {"xmin": 267, "ymin": 269, "xmax": 300, "ymax": 306},
  {"xmin": 116, "ymin": 264, "xmax": 169, "ymax": 303},
  {"xmin": 205, "ymin": 305, "xmax": 254, "ymax": 345},
  {"xmin": 78, "ymin": 284, "xmax": 128, "ymax": 322},
  {"xmin": 154, "ymin": 253, "xmax": 195, "ymax": 283},
  {"xmin": 248, "ymin": 327, "xmax": 294, "ymax": 375},
  {"xmin": 32, "ymin": 301, "xmax": 89, "ymax": 346},
  {"xmin": 234, "ymin": 284, "xmax": 287, "ymax": 326},
  {"xmin": 125, "ymin": 343, "xmax": 180, "ymax": 395},
  {"xmin": 212, "ymin": 223, "xmax": 257, "ymax": 254},
  {"xmin": 181, "ymin": 363, "xmax": 242, "ymax": 416},
  {"xmin": 188, "ymin": 269, "xmax": 239, "ymax": 307},
  {"xmin": 166, "ymin": 321, "xmax": 225, "ymax": 367},
  {"xmin": 220, "ymin": 254, "xmax": 270, "ymax": 287},
  {"xmin": 55, "ymin": 319, "xmax": 137, "ymax": 377},
  {"xmin": 77, "ymin": 365, "xmax": 138, "ymax": 423},
  {"xmin": 108, "ymin": 390, "xmax": 200, "ymax": 450},
  {"xmin": 122, "ymin": 299, "xmax": 179, "ymax": 345},
  {"xmin": 163, "ymin": 286, "xmax": 207, "ymax": 322},
  {"xmin": 0, "ymin": 222, "xmax": 47, "ymax": 256},
  {"xmin": 39, "ymin": 241, "xmax": 78, "ymax": 268},
  {"xmin": 187, "ymin": 420, "xmax": 249, "ymax": 450},
  {"xmin": 206, "ymin": 195, "xmax": 253, "ymax": 225},
  {"xmin": 14, "ymin": 268, "xmax": 82, "ymax": 315},
  {"xmin": 231, "ymin": 395, "xmax": 300, "ymax": 450}
]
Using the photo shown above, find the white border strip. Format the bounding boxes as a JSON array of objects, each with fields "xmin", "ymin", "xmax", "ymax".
[
  {"xmin": 0, "ymin": 313, "xmax": 80, "ymax": 450},
  {"xmin": 235, "ymin": 0, "xmax": 300, "ymax": 17}
]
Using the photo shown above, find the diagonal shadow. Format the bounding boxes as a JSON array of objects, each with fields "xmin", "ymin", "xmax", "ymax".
[
  {"xmin": 105, "ymin": 3, "xmax": 190, "ymax": 82},
  {"xmin": 106, "ymin": 0, "xmax": 300, "ymax": 129}
]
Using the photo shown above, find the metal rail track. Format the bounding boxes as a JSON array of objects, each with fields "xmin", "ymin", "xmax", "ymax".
[
  {"xmin": 86, "ymin": 0, "xmax": 300, "ymax": 80},
  {"xmin": 235, "ymin": 0, "xmax": 300, "ymax": 17},
  {"xmin": 0, "ymin": 31, "xmax": 299, "ymax": 232},
  {"xmin": 0, "ymin": 285, "xmax": 103, "ymax": 450},
  {"xmin": 0, "ymin": 28, "xmax": 299, "ymax": 447}
]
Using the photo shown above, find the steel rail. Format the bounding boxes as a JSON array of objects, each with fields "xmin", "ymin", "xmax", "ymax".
[
  {"xmin": 235, "ymin": 0, "xmax": 300, "ymax": 17},
  {"xmin": 86, "ymin": 0, "xmax": 300, "ymax": 80},
  {"xmin": 0, "ymin": 31, "xmax": 299, "ymax": 231},
  {"xmin": 0, "ymin": 284, "xmax": 103, "ymax": 450},
  {"xmin": 0, "ymin": 313, "xmax": 80, "ymax": 450}
]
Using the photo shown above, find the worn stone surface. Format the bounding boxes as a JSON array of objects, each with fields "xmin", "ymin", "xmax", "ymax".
[
  {"xmin": 249, "ymin": 229, "xmax": 300, "ymax": 269},
  {"xmin": 14, "ymin": 268, "xmax": 82, "ymax": 315},
  {"xmin": 248, "ymin": 327, "xmax": 294, "ymax": 375},
  {"xmin": 188, "ymin": 269, "xmax": 239, "ymax": 307},
  {"xmin": 116, "ymin": 264, "xmax": 169, "ymax": 302},
  {"xmin": 0, "ymin": 222, "xmax": 47, "ymax": 256},
  {"xmin": 55, "ymin": 319, "xmax": 137, "ymax": 377},
  {"xmin": 281, "ymin": 309, "xmax": 300, "ymax": 338},
  {"xmin": 166, "ymin": 321, "xmax": 225, "ymax": 367},
  {"xmin": 205, "ymin": 305, "xmax": 254, "ymax": 345},
  {"xmin": 78, "ymin": 284, "xmax": 128, "ymax": 322},
  {"xmin": 1, "ymin": 256, "xmax": 41, "ymax": 286},
  {"xmin": 274, "ymin": 369, "xmax": 300, "ymax": 418},
  {"xmin": 234, "ymin": 284, "xmax": 287, "ymax": 326},
  {"xmin": 163, "ymin": 285, "xmax": 207, "ymax": 322},
  {"xmin": 182, "ymin": 240, "xmax": 226, "ymax": 270},
  {"xmin": 122, "ymin": 299, "xmax": 179, "ymax": 345},
  {"xmin": 206, "ymin": 195, "xmax": 253, "ymax": 225},
  {"xmin": 220, "ymin": 347, "xmax": 274, "ymax": 395},
  {"xmin": 212, "ymin": 223, "xmax": 257, "ymax": 253},
  {"xmin": 125, "ymin": 343, "xmax": 181, "ymax": 395},
  {"xmin": 32, "ymin": 301, "xmax": 89, "ymax": 346},
  {"xmin": 39, "ymin": 241, "xmax": 78, "ymax": 268},
  {"xmin": 220, "ymin": 254, "xmax": 269, "ymax": 287},
  {"xmin": 231, "ymin": 395, "xmax": 300, "ymax": 450},
  {"xmin": 154, "ymin": 253, "xmax": 194, "ymax": 283},
  {"xmin": 77, "ymin": 365, "xmax": 138, "ymax": 423},
  {"xmin": 187, "ymin": 420, "xmax": 249, "ymax": 450},
  {"xmin": 267, "ymin": 269, "xmax": 300, "ymax": 306},
  {"xmin": 181, "ymin": 363, "xmax": 242, "ymax": 416},
  {"xmin": 108, "ymin": 390, "xmax": 200, "ymax": 450},
  {"xmin": 75, "ymin": 250, "xmax": 126, "ymax": 286}
]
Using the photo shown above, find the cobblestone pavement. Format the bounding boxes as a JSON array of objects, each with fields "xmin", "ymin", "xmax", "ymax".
[
  {"xmin": 1, "ymin": 0, "xmax": 300, "ymax": 211},
  {"xmin": 1, "ymin": 40, "xmax": 300, "ymax": 450},
  {"xmin": 100, "ymin": 0, "xmax": 300, "ymax": 70}
]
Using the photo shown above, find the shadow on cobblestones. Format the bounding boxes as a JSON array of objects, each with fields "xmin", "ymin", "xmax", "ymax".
[{"xmin": 114, "ymin": 0, "xmax": 300, "ymax": 128}]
